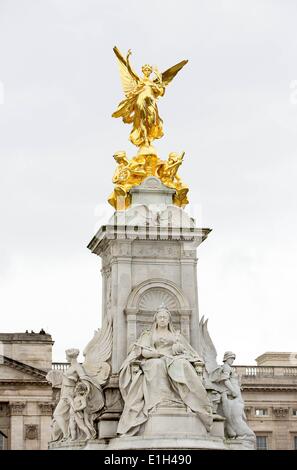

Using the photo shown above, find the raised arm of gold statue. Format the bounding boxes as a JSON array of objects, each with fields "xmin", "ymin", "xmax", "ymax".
[{"xmin": 112, "ymin": 46, "xmax": 188, "ymax": 153}]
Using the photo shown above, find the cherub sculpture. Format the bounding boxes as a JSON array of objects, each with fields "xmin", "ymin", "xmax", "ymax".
[
  {"xmin": 69, "ymin": 382, "xmax": 96, "ymax": 441},
  {"xmin": 157, "ymin": 152, "xmax": 189, "ymax": 206},
  {"xmin": 198, "ymin": 317, "xmax": 256, "ymax": 445},
  {"xmin": 108, "ymin": 151, "xmax": 147, "ymax": 209},
  {"xmin": 46, "ymin": 318, "xmax": 112, "ymax": 442},
  {"xmin": 112, "ymin": 47, "xmax": 188, "ymax": 151}
]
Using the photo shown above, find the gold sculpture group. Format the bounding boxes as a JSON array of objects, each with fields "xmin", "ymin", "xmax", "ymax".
[{"xmin": 109, "ymin": 47, "xmax": 189, "ymax": 210}]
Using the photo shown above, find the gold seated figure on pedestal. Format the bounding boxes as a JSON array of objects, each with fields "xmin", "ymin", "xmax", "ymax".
[{"xmin": 108, "ymin": 150, "xmax": 189, "ymax": 210}]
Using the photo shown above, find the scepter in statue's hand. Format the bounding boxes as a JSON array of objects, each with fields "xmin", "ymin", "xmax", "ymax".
[{"xmin": 133, "ymin": 342, "xmax": 173, "ymax": 360}]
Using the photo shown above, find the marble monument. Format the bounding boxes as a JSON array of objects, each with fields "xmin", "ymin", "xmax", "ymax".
[{"xmin": 48, "ymin": 47, "xmax": 255, "ymax": 450}]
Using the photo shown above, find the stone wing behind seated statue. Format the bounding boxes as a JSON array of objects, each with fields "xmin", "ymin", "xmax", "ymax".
[
  {"xmin": 83, "ymin": 317, "xmax": 113, "ymax": 387},
  {"xmin": 46, "ymin": 369, "xmax": 63, "ymax": 388},
  {"xmin": 198, "ymin": 316, "xmax": 221, "ymax": 381}
]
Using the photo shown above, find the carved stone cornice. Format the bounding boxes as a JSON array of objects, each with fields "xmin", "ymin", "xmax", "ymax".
[
  {"xmin": 0, "ymin": 333, "xmax": 53, "ymax": 343},
  {"xmin": 88, "ymin": 224, "xmax": 211, "ymax": 257},
  {"xmin": 0, "ymin": 380, "xmax": 50, "ymax": 386},
  {"xmin": 38, "ymin": 402, "xmax": 53, "ymax": 415},
  {"xmin": 242, "ymin": 384, "xmax": 297, "ymax": 392},
  {"xmin": 9, "ymin": 401, "xmax": 26, "ymax": 415}
]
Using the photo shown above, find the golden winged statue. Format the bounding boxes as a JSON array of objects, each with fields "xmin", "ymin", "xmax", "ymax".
[
  {"xmin": 109, "ymin": 47, "xmax": 189, "ymax": 210},
  {"xmin": 112, "ymin": 46, "xmax": 188, "ymax": 152}
]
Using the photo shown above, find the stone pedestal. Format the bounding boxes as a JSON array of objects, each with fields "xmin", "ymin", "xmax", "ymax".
[
  {"xmin": 141, "ymin": 406, "xmax": 207, "ymax": 438},
  {"xmin": 50, "ymin": 177, "xmax": 254, "ymax": 451},
  {"xmin": 84, "ymin": 177, "xmax": 225, "ymax": 451},
  {"xmin": 87, "ymin": 177, "xmax": 211, "ymax": 372},
  {"xmin": 107, "ymin": 435, "xmax": 228, "ymax": 450},
  {"xmin": 97, "ymin": 414, "xmax": 119, "ymax": 440}
]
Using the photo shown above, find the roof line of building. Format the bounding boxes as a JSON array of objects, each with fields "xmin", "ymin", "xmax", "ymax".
[{"xmin": 0, "ymin": 355, "xmax": 48, "ymax": 380}]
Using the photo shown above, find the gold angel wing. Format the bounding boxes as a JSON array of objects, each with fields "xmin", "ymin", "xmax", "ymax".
[
  {"xmin": 113, "ymin": 46, "xmax": 139, "ymax": 96},
  {"xmin": 158, "ymin": 59, "xmax": 188, "ymax": 87}
]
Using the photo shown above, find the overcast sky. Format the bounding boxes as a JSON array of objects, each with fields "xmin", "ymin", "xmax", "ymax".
[{"xmin": 0, "ymin": 0, "xmax": 297, "ymax": 364}]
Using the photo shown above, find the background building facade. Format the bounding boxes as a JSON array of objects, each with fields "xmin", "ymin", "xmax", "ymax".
[
  {"xmin": 0, "ymin": 332, "xmax": 53, "ymax": 450},
  {"xmin": 240, "ymin": 352, "xmax": 297, "ymax": 450}
]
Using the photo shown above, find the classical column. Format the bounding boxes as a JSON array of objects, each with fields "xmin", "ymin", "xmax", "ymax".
[
  {"xmin": 38, "ymin": 402, "xmax": 53, "ymax": 450},
  {"xmin": 181, "ymin": 246, "xmax": 200, "ymax": 351},
  {"xmin": 101, "ymin": 265, "xmax": 111, "ymax": 320},
  {"xmin": 125, "ymin": 309, "xmax": 138, "ymax": 350},
  {"xmin": 180, "ymin": 311, "xmax": 191, "ymax": 341},
  {"xmin": 110, "ymin": 241, "xmax": 132, "ymax": 371},
  {"xmin": 9, "ymin": 402, "xmax": 26, "ymax": 450}
]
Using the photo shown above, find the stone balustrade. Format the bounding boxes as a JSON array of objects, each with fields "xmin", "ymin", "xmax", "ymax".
[
  {"xmin": 51, "ymin": 362, "xmax": 297, "ymax": 377},
  {"xmin": 235, "ymin": 366, "xmax": 297, "ymax": 377},
  {"xmin": 52, "ymin": 362, "xmax": 69, "ymax": 371}
]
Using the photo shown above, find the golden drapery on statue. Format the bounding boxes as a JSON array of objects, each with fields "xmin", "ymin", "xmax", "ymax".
[{"xmin": 109, "ymin": 46, "xmax": 190, "ymax": 210}]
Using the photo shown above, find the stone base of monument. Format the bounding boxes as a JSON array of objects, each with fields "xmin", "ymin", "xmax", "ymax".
[
  {"xmin": 50, "ymin": 436, "xmax": 254, "ymax": 451},
  {"xmin": 225, "ymin": 438, "xmax": 256, "ymax": 451},
  {"xmin": 50, "ymin": 436, "xmax": 253, "ymax": 451},
  {"xmin": 107, "ymin": 435, "xmax": 227, "ymax": 450},
  {"xmin": 97, "ymin": 416, "xmax": 119, "ymax": 440},
  {"xmin": 142, "ymin": 406, "xmax": 208, "ymax": 438},
  {"xmin": 50, "ymin": 406, "xmax": 248, "ymax": 450},
  {"xmin": 105, "ymin": 405, "xmax": 228, "ymax": 450},
  {"xmin": 49, "ymin": 439, "xmax": 100, "ymax": 450},
  {"xmin": 49, "ymin": 399, "xmax": 253, "ymax": 450}
]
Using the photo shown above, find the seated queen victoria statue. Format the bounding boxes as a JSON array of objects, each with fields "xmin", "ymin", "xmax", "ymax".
[{"xmin": 117, "ymin": 305, "xmax": 213, "ymax": 436}]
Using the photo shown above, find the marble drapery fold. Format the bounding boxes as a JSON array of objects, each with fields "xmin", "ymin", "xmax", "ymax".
[{"xmin": 117, "ymin": 312, "xmax": 213, "ymax": 436}]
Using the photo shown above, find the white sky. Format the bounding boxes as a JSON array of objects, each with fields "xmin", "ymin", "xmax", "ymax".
[{"xmin": 0, "ymin": 0, "xmax": 297, "ymax": 364}]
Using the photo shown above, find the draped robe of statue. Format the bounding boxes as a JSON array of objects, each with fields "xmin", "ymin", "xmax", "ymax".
[
  {"xmin": 112, "ymin": 78, "xmax": 165, "ymax": 147},
  {"xmin": 51, "ymin": 363, "xmax": 104, "ymax": 442},
  {"xmin": 117, "ymin": 320, "xmax": 213, "ymax": 436},
  {"xmin": 112, "ymin": 46, "xmax": 188, "ymax": 149},
  {"xmin": 212, "ymin": 361, "xmax": 256, "ymax": 440}
]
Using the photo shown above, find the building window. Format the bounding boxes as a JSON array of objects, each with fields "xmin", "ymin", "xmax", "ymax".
[
  {"xmin": 256, "ymin": 436, "xmax": 268, "ymax": 450},
  {"xmin": 255, "ymin": 408, "xmax": 268, "ymax": 417},
  {"xmin": 0, "ymin": 432, "xmax": 7, "ymax": 450},
  {"xmin": 294, "ymin": 436, "xmax": 297, "ymax": 450},
  {"xmin": 293, "ymin": 410, "xmax": 297, "ymax": 417}
]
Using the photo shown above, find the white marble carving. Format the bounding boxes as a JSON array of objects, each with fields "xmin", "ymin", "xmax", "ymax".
[
  {"xmin": 198, "ymin": 318, "xmax": 256, "ymax": 447},
  {"xmin": 138, "ymin": 288, "xmax": 178, "ymax": 312},
  {"xmin": 59, "ymin": 175, "xmax": 256, "ymax": 451},
  {"xmin": 47, "ymin": 319, "xmax": 112, "ymax": 442},
  {"xmin": 117, "ymin": 305, "xmax": 212, "ymax": 437},
  {"xmin": 125, "ymin": 279, "xmax": 192, "ymax": 349}
]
